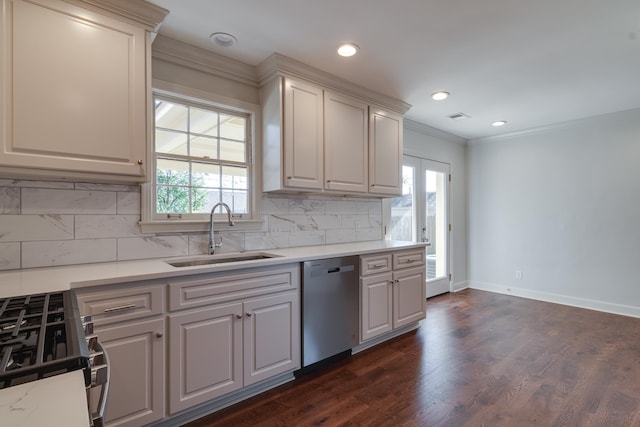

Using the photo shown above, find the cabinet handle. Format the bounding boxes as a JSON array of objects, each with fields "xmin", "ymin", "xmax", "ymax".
[
  {"xmin": 287, "ymin": 176, "xmax": 292, "ymax": 180},
  {"xmin": 156, "ymin": 332, "xmax": 163, "ymax": 338},
  {"xmin": 371, "ymin": 263, "xmax": 386, "ymax": 268},
  {"xmin": 246, "ymin": 312, "xmax": 252, "ymax": 317},
  {"xmin": 326, "ymin": 180, "xmax": 331, "ymax": 183},
  {"xmin": 137, "ymin": 160, "xmax": 143, "ymax": 165},
  {"xmin": 104, "ymin": 303, "xmax": 136, "ymax": 313},
  {"xmin": 389, "ymin": 280, "xmax": 394, "ymax": 285},
  {"xmin": 236, "ymin": 314, "xmax": 243, "ymax": 319}
]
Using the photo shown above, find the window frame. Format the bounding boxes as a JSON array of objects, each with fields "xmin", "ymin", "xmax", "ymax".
[{"xmin": 140, "ymin": 80, "xmax": 262, "ymax": 234}]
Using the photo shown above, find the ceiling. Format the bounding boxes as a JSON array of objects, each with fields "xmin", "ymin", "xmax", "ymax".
[{"xmin": 147, "ymin": 0, "xmax": 640, "ymax": 140}]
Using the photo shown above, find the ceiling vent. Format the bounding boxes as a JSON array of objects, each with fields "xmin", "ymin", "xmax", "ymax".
[{"xmin": 448, "ymin": 112, "xmax": 471, "ymax": 121}]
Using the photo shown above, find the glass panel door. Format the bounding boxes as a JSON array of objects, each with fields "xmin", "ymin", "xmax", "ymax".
[
  {"xmin": 388, "ymin": 156, "xmax": 450, "ymax": 298},
  {"xmin": 423, "ymin": 160, "xmax": 449, "ymax": 298}
]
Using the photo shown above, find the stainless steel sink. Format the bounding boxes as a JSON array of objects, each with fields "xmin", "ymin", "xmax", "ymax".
[{"xmin": 166, "ymin": 253, "xmax": 280, "ymax": 268}]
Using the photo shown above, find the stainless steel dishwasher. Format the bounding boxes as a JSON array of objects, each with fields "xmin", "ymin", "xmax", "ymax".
[{"xmin": 300, "ymin": 256, "xmax": 359, "ymax": 370}]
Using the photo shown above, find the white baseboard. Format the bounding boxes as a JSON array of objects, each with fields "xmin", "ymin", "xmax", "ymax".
[
  {"xmin": 451, "ymin": 280, "xmax": 468, "ymax": 292},
  {"xmin": 468, "ymin": 280, "xmax": 640, "ymax": 318}
]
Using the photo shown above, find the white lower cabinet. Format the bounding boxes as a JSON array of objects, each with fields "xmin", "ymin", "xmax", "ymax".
[
  {"xmin": 168, "ymin": 302, "xmax": 243, "ymax": 413},
  {"xmin": 167, "ymin": 264, "xmax": 300, "ymax": 415},
  {"xmin": 77, "ymin": 285, "xmax": 165, "ymax": 427},
  {"xmin": 360, "ymin": 249, "xmax": 426, "ymax": 342},
  {"xmin": 168, "ymin": 291, "xmax": 299, "ymax": 414},
  {"xmin": 91, "ymin": 318, "xmax": 165, "ymax": 427}
]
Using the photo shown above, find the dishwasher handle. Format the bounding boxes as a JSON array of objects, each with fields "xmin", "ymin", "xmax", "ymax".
[{"xmin": 309, "ymin": 264, "xmax": 355, "ymax": 277}]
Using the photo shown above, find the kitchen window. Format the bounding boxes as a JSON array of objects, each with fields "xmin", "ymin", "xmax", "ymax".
[{"xmin": 140, "ymin": 84, "xmax": 260, "ymax": 233}]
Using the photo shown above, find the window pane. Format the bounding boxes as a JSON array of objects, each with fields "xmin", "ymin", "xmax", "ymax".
[
  {"xmin": 192, "ymin": 162, "xmax": 220, "ymax": 188},
  {"xmin": 156, "ymin": 129, "xmax": 188, "ymax": 155},
  {"xmin": 155, "ymin": 100, "xmax": 187, "ymax": 132},
  {"xmin": 221, "ymin": 166, "xmax": 247, "ymax": 189},
  {"xmin": 156, "ymin": 159, "xmax": 190, "ymax": 185},
  {"xmin": 191, "ymin": 188, "xmax": 218, "ymax": 213},
  {"xmin": 228, "ymin": 190, "xmax": 247, "ymax": 213},
  {"xmin": 190, "ymin": 107, "xmax": 218, "ymax": 137},
  {"xmin": 219, "ymin": 114, "xmax": 245, "ymax": 141},
  {"xmin": 157, "ymin": 185, "xmax": 189, "ymax": 213},
  {"xmin": 220, "ymin": 139, "xmax": 245, "ymax": 162},
  {"xmin": 190, "ymin": 135, "xmax": 218, "ymax": 159}
]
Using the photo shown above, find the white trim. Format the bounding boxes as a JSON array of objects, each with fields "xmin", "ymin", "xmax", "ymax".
[
  {"xmin": 256, "ymin": 53, "xmax": 411, "ymax": 115},
  {"xmin": 451, "ymin": 280, "xmax": 469, "ymax": 292},
  {"xmin": 469, "ymin": 280, "xmax": 640, "ymax": 318},
  {"xmin": 152, "ymin": 35, "xmax": 258, "ymax": 87},
  {"xmin": 468, "ymin": 107, "xmax": 640, "ymax": 145},
  {"xmin": 403, "ymin": 119, "xmax": 467, "ymax": 145}
]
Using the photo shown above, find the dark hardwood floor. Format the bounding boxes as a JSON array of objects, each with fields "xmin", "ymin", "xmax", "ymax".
[{"xmin": 183, "ymin": 289, "xmax": 640, "ymax": 427}]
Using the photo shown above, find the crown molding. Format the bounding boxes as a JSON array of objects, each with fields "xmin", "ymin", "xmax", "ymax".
[
  {"xmin": 468, "ymin": 107, "xmax": 640, "ymax": 145},
  {"xmin": 152, "ymin": 35, "xmax": 258, "ymax": 87},
  {"xmin": 66, "ymin": 0, "xmax": 168, "ymax": 31},
  {"xmin": 403, "ymin": 119, "xmax": 467, "ymax": 145},
  {"xmin": 256, "ymin": 53, "xmax": 411, "ymax": 115}
]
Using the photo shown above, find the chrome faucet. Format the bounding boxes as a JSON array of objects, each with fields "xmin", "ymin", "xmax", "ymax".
[{"xmin": 209, "ymin": 202, "xmax": 235, "ymax": 255}]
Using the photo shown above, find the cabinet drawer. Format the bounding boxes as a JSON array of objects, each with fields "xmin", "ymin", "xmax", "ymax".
[
  {"xmin": 77, "ymin": 285, "xmax": 165, "ymax": 326},
  {"xmin": 169, "ymin": 264, "xmax": 300, "ymax": 311},
  {"xmin": 360, "ymin": 254, "xmax": 392, "ymax": 276},
  {"xmin": 393, "ymin": 249, "xmax": 425, "ymax": 270}
]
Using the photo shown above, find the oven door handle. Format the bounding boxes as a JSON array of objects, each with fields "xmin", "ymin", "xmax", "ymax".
[{"xmin": 88, "ymin": 340, "xmax": 110, "ymax": 427}]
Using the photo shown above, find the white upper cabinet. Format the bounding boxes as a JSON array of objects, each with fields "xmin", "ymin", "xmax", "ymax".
[
  {"xmin": 0, "ymin": 0, "xmax": 167, "ymax": 182},
  {"xmin": 369, "ymin": 108, "xmax": 404, "ymax": 196},
  {"xmin": 283, "ymin": 77, "xmax": 324, "ymax": 190},
  {"xmin": 324, "ymin": 90, "xmax": 368, "ymax": 193},
  {"xmin": 258, "ymin": 54, "xmax": 410, "ymax": 197}
]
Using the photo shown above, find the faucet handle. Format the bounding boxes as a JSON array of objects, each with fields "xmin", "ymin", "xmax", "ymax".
[{"xmin": 214, "ymin": 234, "xmax": 223, "ymax": 248}]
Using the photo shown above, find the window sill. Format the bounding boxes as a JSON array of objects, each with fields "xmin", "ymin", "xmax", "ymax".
[{"xmin": 139, "ymin": 219, "xmax": 264, "ymax": 234}]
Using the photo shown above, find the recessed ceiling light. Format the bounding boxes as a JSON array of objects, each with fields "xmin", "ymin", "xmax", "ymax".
[
  {"xmin": 210, "ymin": 32, "xmax": 238, "ymax": 48},
  {"xmin": 431, "ymin": 91, "xmax": 450, "ymax": 101},
  {"xmin": 492, "ymin": 120, "xmax": 507, "ymax": 127},
  {"xmin": 337, "ymin": 43, "xmax": 359, "ymax": 57}
]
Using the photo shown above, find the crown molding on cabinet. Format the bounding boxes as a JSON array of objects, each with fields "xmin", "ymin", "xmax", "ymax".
[
  {"xmin": 257, "ymin": 53, "xmax": 411, "ymax": 115},
  {"xmin": 152, "ymin": 35, "xmax": 259, "ymax": 87},
  {"xmin": 65, "ymin": 0, "xmax": 168, "ymax": 31},
  {"xmin": 404, "ymin": 118, "xmax": 467, "ymax": 145}
]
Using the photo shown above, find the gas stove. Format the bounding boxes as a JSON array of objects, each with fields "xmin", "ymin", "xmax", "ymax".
[{"xmin": 0, "ymin": 291, "xmax": 90, "ymax": 389}]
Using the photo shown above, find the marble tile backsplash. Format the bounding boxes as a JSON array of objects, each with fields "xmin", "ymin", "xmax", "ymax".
[{"xmin": 0, "ymin": 179, "xmax": 383, "ymax": 270}]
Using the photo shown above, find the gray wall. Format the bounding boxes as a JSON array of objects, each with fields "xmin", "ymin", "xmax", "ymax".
[{"xmin": 467, "ymin": 108, "xmax": 640, "ymax": 316}]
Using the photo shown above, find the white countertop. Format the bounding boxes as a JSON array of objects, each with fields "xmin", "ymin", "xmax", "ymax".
[
  {"xmin": 0, "ymin": 370, "xmax": 90, "ymax": 427},
  {"xmin": 0, "ymin": 240, "xmax": 425, "ymax": 298}
]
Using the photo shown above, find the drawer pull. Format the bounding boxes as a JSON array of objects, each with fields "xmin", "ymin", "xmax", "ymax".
[
  {"xmin": 104, "ymin": 303, "xmax": 136, "ymax": 313},
  {"xmin": 370, "ymin": 262, "xmax": 387, "ymax": 268},
  {"xmin": 246, "ymin": 312, "xmax": 252, "ymax": 317}
]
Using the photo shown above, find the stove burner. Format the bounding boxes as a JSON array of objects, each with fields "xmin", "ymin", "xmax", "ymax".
[{"xmin": 0, "ymin": 291, "xmax": 89, "ymax": 388}]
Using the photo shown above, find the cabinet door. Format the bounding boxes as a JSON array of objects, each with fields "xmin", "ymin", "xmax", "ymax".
[
  {"xmin": 243, "ymin": 291, "xmax": 300, "ymax": 386},
  {"xmin": 360, "ymin": 272, "xmax": 393, "ymax": 342},
  {"xmin": 369, "ymin": 108, "xmax": 403, "ymax": 196},
  {"xmin": 283, "ymin": 77, "xmax": 324, "ymax": 190},
  {"xmin": 169, "ymin": 302, "xmax": 243, "ymax": 414},
  {"xmin": 0, "ymin": 0, "xmax": 147, "ymax": 179},
  {"xmin": 393, "ymin": 266, "xmax": 426, "ymax": 329},
  {"xmin": 324, "ymin": 91, "xmax": 368, "ymax": 193},
  {"xmin": 94, "ymin": 318, "xmax": 164, "ymax": 427}
]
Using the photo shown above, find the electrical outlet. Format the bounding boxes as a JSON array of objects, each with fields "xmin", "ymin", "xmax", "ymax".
[{"xmin": 515, "ymin": 270, "xmax": 523, "ymax": 280}]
